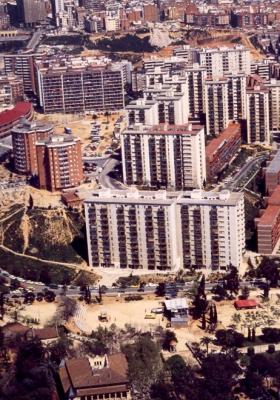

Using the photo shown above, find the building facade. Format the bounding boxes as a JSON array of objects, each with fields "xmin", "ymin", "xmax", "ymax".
[
  {"xmin": 246, "ymin": 86, "xmax": 270, "ymax": 144},
  {"xmin": 205, "ymin": 122, "xmax": 241, "ymax": 181},
  {"xmin": 204, "ymin": 78, "xmax": 229, "ymax": 136},
  {"xmin": 121, "ymin": 123, "xmax": 206, "ymax": 190},
  {"xmin": 36, "ymin": 61, "xmax": 125, "ymax": 114},
  {"xmin": 12, "ymin": 119, "xmax": 53, "ymax": 175},
  {"xmin": 177, "ymin": 190, "xmax": 245, "ymax": 270},
  {"xmin": 85, "ymin": 188, "xmax": 245, "ymax": 271},
  {"xmin": 36, "ymin": 135, "xmax": 83, "ymax": 191},
  {"xmin": 198, "ymin": 45, "xmax": 251, "ymax": 79},
  {"xmin": 255, "ymin": 186, "xmax": 280, "ymax": 255}
]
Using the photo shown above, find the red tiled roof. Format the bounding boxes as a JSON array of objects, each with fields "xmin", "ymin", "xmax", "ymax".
[
  {"xmin": 205, "ymin": 122, "xmax": 241, "ymax": 160},
  {"xmin": 60, "ymin": 353, "xmax": 129, "ymax": 394},
  {"xmin": 0, "ymin": 102, "xmax": 33, "ymax": 126},
  {"xmin": 234, "ymin": 299, "xmax": 258, "ymax": 309}
]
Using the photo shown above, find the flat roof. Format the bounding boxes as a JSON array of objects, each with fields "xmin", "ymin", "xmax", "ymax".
[
  {"xmin": 164, "ymin": 298, "xmax": 188, "ymax": 311},
  {"xmin": 123, "ymin": 123, "xmax": 204, "ymax": 136},
  {"xmin": 266, "ymin": 150, "xmax": 280, "ymax": 174}
]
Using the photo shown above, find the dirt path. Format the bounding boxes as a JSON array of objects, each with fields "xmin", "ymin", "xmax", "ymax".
[
  {"xmin": 0, "ymin": 244, "xmax": 88, "ymax": 271},
  {"xmin": 0, "ymin": 206, "xmax": 24, "ymax": 224}
]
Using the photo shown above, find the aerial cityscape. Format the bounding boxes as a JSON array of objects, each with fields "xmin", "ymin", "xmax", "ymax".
[{"xmin": 2, "ymin": 0, "xmax": 280, "ymax": 399}]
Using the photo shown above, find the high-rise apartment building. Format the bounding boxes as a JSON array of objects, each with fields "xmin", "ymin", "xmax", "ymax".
[
  {"xmin": 198, "ymin": 45, "xmax": 251, "ymax": 79},
  {"xmin": 85, "ymin": 188, "xmax": 245, "ymax": 271},
  {"xmin": 173, "ymin": 45, "xmax": 199, "ymax": 64},
  {"xmin": 126, "ymin": 99, "xmax": 159, "ymax": 126},
  {"xmin": 0, "ymin": 74, "xmax": 24, "ymax": 106},
  {"xmin": 177, "ymin": 189, "xmax": 245, "ymax": 270},
  {"xmin": 204, "ymin": 78, "xmax": 229, "ymax": 136},
  {"xmin": 204, "ymin": 74, "xmax": 247, "ymax": 136},
  {"xmin": 255, "ymin": 185, "xmax": 280, "ymax": 255},
  {"xmin": 265, "ymin": 79, "xmax": 280, "ymax": 132},
  {"xmin": 16, "ymin": 0, "xmax": 46, "ymax": 25},
  {"xmin": 121, "ymin": 123, "xmax": 206, "ymax": 190},
  {"xmin": 265, "ymin": 149, "xmax": 280, "ymax": 195},
  {"xmin": 143, "ymin": 88, "xmax": 188, "ymax": 125},
  {"xmin": 36, "ymin": 59, "xmax": 125, "ymax": 114},
  {"xmin": 12, "ymin": 119, "xmax": 53, "ymax": 175},
  {"xmin": 246, "ymin": 86, "xmax": 270, "ymax": 144},
  {"xmin": 4, "ymin": 52, "xmax": 40, "ymax": 94},
  {"xmin": 185, "ymin": 64, "xmax": 207, "ymax": 119},
  {"xmin": 85, "ymin": 188, "xmax": 180, "ymax": 271},
  {"xmin": 227, "ymin": 73, "xmax": 247, "ymax": 120},
  {"xmin": 36, "ymin": 135, "xmax": 83, "ymax": 191}
]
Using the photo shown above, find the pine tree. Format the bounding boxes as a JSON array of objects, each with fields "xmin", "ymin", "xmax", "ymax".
[
  {"xmin": 213, "ymin": 304, "xmax": 218, "ymax": 324},
  {"xmin": 201, "ymin": 312, "xmax": 206, "ymax": 330},
  {"xmin": 248, "ymin": 327, "xmax": 252, "ymax": 341},
  {"xmin": 252, "ymin": 327, "xmax": 256, "ymax": 342}
]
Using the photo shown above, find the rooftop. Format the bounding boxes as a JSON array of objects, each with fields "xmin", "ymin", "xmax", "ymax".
[
  {"xmin": 12, "ymin": 118, "xmax": 53, "ymax": 135},
  {"xmin": 59, "ymin": 353, "xmax": 129, "ymax": 396},
  {"xmin": 0, "ymin": 102, "xmax": 33, "ymax": 127},
  {"xmin": 85, "ymin": 188, "xmax": 243, "ymax": 207},
  {"xmin": 36, "ymin": 134, "xmax": 80, "ymax": 148},
  {"xmin": 266, "ymin": 149, "xmax": 280, "ymax": 174},
  {"xmin": 205, "ymin": 122, "xmax": 241, "ymax": 160}
]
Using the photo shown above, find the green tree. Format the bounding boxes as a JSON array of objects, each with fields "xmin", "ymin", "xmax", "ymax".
[
  {"xmin": 162, "ymin": 330, "xmax": 177, "ymax": 351},
  {"xmin": 122, "ymin": 336, "xmax": 162, "ymax": 398},
  {"xmin": 215, "ymin": 329, "xmax": 244, "ymax": 348},
  {"xmin": 200, "ymin": 336, "xmax": 212, "ymax": 355},
  {"xmin": 224, "ymin": 266, "xmax": 239, "ymax": 296},
  {"xmin": 199, "ymin": 353, "xmax": 241, "ymax": 400}
]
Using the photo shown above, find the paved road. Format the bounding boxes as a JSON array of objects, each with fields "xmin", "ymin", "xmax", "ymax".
[
  {"xmin": 98, "ymin": 157, "xmax": 126, "ymax": 190},
  {"xmin": 226, "ymin": 153, "xmax": 269, "ymax": 191},
  {"xmin": 0, "ymin": 264, "xmax": 264, "ymax": 300}
]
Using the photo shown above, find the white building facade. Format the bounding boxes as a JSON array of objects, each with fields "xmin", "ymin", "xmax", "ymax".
[{"xmin": 85, "ymin": 188, "xmax": 245, "ymax": 272}]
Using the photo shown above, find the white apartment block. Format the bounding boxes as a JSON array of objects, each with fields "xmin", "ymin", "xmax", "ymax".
[
  {"xmin": 121, "ymin": 123, "xmax": 206, "ymax": 190},
  {"xmin": 126, "ymin": 99, "xmax": 159, "ymax": 125},
  {"xmin": 173, "ymin": 45, "xmax": 199, "ymax": 64},
  {"xmin": 198, "ymin": 45, "xmax": 251, "ymax": 79},
  {"xmin": 154, "ymin": 89, "xmax": 188, "ymax": 124},
  {"xmin": 85, "ymin": 188, "xmax": 245, "ymax": 271},
  {"xmin": 185, "ymin": 64, "xmax": 207, "ymax": 118},
  {"xmin": 265, "ymin": 79, "xmax": 280, "ymax": 132},
  {"xmin": 204, "ymin": 78, "xmax": 229, "ymax": 136},
  {"xmin": 177, "ymin": 190, "xmax": 245, "ymax": 271},
  {"xmin": 246, "ymin": 86, "xmax": 270, "ymax": 144},
  {"xmin": 226, "ymin": 73, "xmax": 247, "ymax": 120},
  {"xmin": 85, "ymin": 188, "xmax": 181, "ymax": 271}
]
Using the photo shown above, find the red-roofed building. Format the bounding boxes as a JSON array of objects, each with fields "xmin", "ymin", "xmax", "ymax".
[
  {"xmin": 0, "ymin": 101, "xmax": 33, "ymax": 138},
  {"xmin": 255, "ymin": 185, "xmax": 280, "ymax": 254},
  {"xmin": 234, "ymin": 299, "xmax": 258, "ymax": 310},
  {"xmin": 205, "ymin": 122, "xmax": 241, "ymax": 182},
  {"xmin": 59, "ymin": 353, "xmax": 131, "ymax": 400}
]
